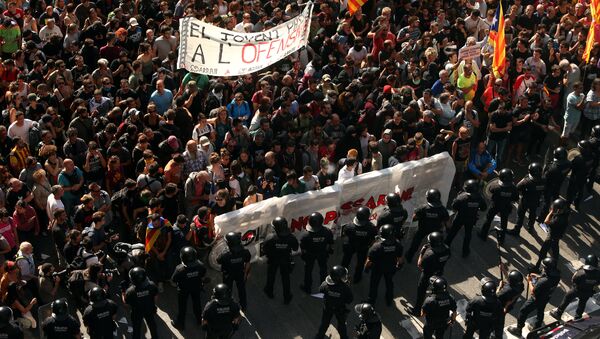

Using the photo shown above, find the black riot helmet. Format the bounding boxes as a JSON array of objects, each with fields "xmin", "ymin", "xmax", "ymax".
[
  {"xmin": 481, "ymin": 280, "xmax": 498, "ymax": 300},
  {"xmin": 498, "ymin": 168, "xmax": 514, "ymax": 184},
  {"xmin": 212, "ymin": 283, "xmax": 231, "ymax": 304},
  {"xmin": 463, "ymin": 179, "xmax": 479, "ymax": 194},
  {"xmin": 432, "ymin": 276, "xmax": 448, "ymax": 293},
  {"xmin": 427, "ymin": 232, "xmax": 444, "ymax": 248},
  {"xmin": 180, "ymin": 246, "xmax": 198, "ymax": 265},
  {"xmin": 551, "ymin": 198, "xmax": 568, "ymax": 214},
  {"xmin": 542, "ymin": 257, "xmax": 557, "ymax": 271},
  {"xmin": 578, "ymin": 139, "xmax": 592, "ymax": 155},
  {"xmin": 326, "ymin": 265, "xmax": 349, "ymax": 285},
  {"xmin": 308, "ymin": 212, "xmax": 324, "ymax": 232},
  {"xmin": 89, "ymin": 286, "xmax": 107, "ymax": 305},
  {"xmin": 52, "ymin": 298, "xmax": 69, "ymax": 320},
  {"xmin": 528, "ymin": 162, "xmax": 543, "ymax": 179},
  {"xmin": 592, "ymin": 125, "xmax": 600, "ymax": 138},
  {"xmin": 584, "ymin": 254, "xmax": 599, "ymax": 270},
  {"xmin": 508, "ymin": 270, "xmax": 524, "ymax": 286},
  {"xmin": 272, "ymin": 217, "xmax": 290, "ymax": 236},
  {"xmin": 0, "ymin": 307, "xmax": 12, "ymax": 327},
  {"xmin": 379, "ymin": 224, "xmax": 394, "ymax": 240},
  {"xmin": 354, "ymin": 303, "xmax": 376, "ymax": 320},
  {"xmin": 354, "ymin": 207, "xmax": 371, "ymax": 226},
  {"xmin": 553, "ymin": 147, "xmax": 567, "ymax": 161},
  {"xmin": 386, "ymin": 193, "xmax": 402, "ymax": 208},
  {"xmin": 225, "ymin": 232, "xmax": 242, "ymax": 249},
  {"xmin": 426, "ymin": 189, "xmax": 442, "ymax": 207},
  {"xmin": 128, "ymin": 266, "xmax": 147, "ymax": 286}
]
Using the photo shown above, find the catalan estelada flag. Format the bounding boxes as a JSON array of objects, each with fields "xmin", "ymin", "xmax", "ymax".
[
  {"xmin": 347, "ymin": 0, "xmax": 365, "ymax": 15},
  {"xmin": 584, "ymin": 0, "xmax": 600, "ymax": 62},
  {"xmin": 489, "ymin": 3, "xmax": 506, "ymax": 78}
]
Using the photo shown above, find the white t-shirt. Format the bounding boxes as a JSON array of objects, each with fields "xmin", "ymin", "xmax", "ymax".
[
  {"xmin": 46, "ymin": 193, "xmax": 65, "ymax": 221},
  {"xmin": 337, "ymin": 166, "xmax": 355, "ymax": 183},
  {"xmin": 39, "ymin": 25, "xmax": 63, "ymax": 42},
  {"xmin": 8, "ymin": 119, "xmax": 34, "ymax": 144}
]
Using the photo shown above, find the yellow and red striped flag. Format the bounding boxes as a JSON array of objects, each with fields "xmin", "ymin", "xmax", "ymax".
[
  {"xmin": 584, "ymin": 0, "xmax": 600, "ymax": 62},
  {"xmin": 347, "ymin": 0, "xmax": 365, "ymax": 15},
  {"xmin": 490, "ymin": 3, "xmax": 506, "ymax": 78}
]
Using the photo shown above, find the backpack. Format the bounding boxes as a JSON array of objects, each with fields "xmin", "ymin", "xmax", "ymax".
[
  {"xmin": 67, "ymin": 270, "xmax": 86, "ymax": 301},
  {"xmin": 110, "ymin": 188, "xmax": 128, "ymax": 210}
]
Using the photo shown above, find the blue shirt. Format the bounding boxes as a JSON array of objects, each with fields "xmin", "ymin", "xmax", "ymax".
[
  {"xmin": 468, "ymin": 150, "xmax": 497, "ymax": 176},
  {"xmin": 150, "ymin": 89, "xmax": 174, "ymax": 115}
]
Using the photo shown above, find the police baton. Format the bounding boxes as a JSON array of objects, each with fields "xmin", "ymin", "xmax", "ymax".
[{"xmin": 494, "ymin": 226, "xmax": 505, "ymax": 281}]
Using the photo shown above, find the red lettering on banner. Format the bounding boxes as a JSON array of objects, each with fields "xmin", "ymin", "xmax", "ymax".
[
  {"xmin": 324, "ymin": 211, "xmax": 338, "ymax": 224},
  {"xmin": 340, "ymin": 201, "xmax": 353, "ymax": 210},
  {"xmin": 241, "ymin": 44, "xmax": 256, "ymax": 63},
  {"xmin": 352, "ymin": 198, "xmax": 364, "ymax": 208},
  {"xmin": 256, "ymin": 41, "xmax": 269, "ymax": 61},
  {"xmin": 400, "ymin": 187, "xmax": 414, "ymax": 201},
  {"xmin": 290, "ymin": 215, "xmax": 308, "ymax": 232},
  {"xmin": 376, "ymin": 194, "xmax": 386, "ymax": 207},
  {"xmin": 365, "ymin": 196, "xmax": 376, "ymax": 209}
]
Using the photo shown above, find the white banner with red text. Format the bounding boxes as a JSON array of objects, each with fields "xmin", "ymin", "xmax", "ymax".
[
  {"xmin": 212, "ymin": 153, "xmax": 456, "ymax": 262},
  {"xmin": 177, "ymin": 3, "xmax": 313, "ymax": 76}
]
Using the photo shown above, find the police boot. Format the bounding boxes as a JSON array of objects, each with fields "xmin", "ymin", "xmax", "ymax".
[
  {"xmin": 507, "ymin": 225, "xmax": 521, "ymax": 236},
  {"xmin": 549, "ymin": 309, "xmax": 562, "ymax": 320},
  {"xmin": 171, "ymin": 320, "xmax": 184, "ymax": 330},
  {"xmin": 407, "ymin": 306, "xmax": 420, "ymax": 317},
  {"xmin": 507, "ymin": 325, "xmax": 523, "ymax": 338}
]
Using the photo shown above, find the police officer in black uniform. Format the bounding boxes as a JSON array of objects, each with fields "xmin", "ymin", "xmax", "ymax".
[
  {"xmin": 376, "ymin": 193, "xmax": 408, "ymax": 242},
  {"xmin": 567, "ymin": 140, "xmax": 595, "ymax": 209},
  {"xmin": 508, "ymin": 163, "xmax": 545, "ymax": 236},
  {"xmin": 354, "ymin": 303, "xmax": 382, "ymax": 339},
  {"xmin": 262, "ymin": 217, "xmax": 299, "ymax": 304},
  {"xmin": 497, "ymin": 270, "xmax": 525, "ymax": 329},
  {"xmin": 217, "ymin": 232, "xmax": 251, "ymax": 310},
  {"xmin": 551, "ymin": 254, "xmax": 600, "ymax": 320},
  {"xmin": 123, "ymin": 267, "xmax": 159, "ymax": 339},
  {"xmin": 463, "ymin": 280, "xmax": 504, "ymax": 339},
  {"xmin": 587, "ymin": 125, "xmax": 600, "ymax": 189},
  {"xmin": 341, "ymin": 207, "xmax": 377, "ymax": 283},
  {"xmin": 478, "ymin": 168, "xmax": 518, "ymax": 244},
  {"xmin": 365, "ymin": 224, "xmax": 404, "ymax": 306},
  {"xmin": 421, "ymin": 276, "xmax": 457, "ymax": 339},
  {"xmin": 406, "ymin": 189, "xmax": 450, "ymax": 262},
  {"xmin": 171, "ymin": 246, "xmax": 207, "ymax": 329},
  {"xmin": 508, "ymin": 257, "xmax": 561, "ymax": 337},
  {"xmin": 0, "ymin": 307, "xmax": 23, "ymax": 339},
  {"xmin": 538, "ymin": 147, "xmax": 571, "ymax": 221},
  {"xmin": 299, "ymin": 212, "xmax": 334, "ymax": 294},
  {"xmin": 316, "ymin": 266, "xmax": 354, "ymax": 339},
  {"xmin": 82, "ymin": 287, "xmax": 118, "ymax": 339},
  {"xmin": 202, "ymin": 283, "xmax": 242, "ymax": 339},
  {"xmin": 409, "ymin": 232, "xmax": 451, "ymax": 316},
  {"xmin": 41, "ymin": 299, "xmax": 81, "ymax": 339},
  {"xmin": 533, "ymin": 198, "xmax": 570, "ymax": 271},
  {"xmin": 445, "ymin": 179, "xmax": 487, "ymax": 257}
]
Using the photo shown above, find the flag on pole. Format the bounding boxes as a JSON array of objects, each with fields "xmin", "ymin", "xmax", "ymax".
[
  {"xmin": 489, "ymin": 3, "xmax": 506, "ymax": 78},
  {"xmin": 347, "ymin": 0, "xmax": 365, "ymax": 15},
  {"xmin": 584, "ymin": 0, "xmax": 600, "ymax": 62}
]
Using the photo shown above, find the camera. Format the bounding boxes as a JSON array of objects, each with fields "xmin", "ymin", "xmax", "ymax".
[
  {"xmin": 104, "ymin": 268, "xmax": 120, "ymax": 277},
  {"xmin": 52, "ymin": 269, "xmax": 69, "ymax": 280}
]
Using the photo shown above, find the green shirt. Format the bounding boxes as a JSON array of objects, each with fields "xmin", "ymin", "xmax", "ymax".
[
  {"xmin": 0, "ymin": 26, "xmax": 20, "ymax": 54},
  {"xmin": 280, "ymin": 181, "xmax": 307, "ymax": 196},
  {"xmin": 182, "ymin": 72, "xmax": 209, "ymax": 91}
]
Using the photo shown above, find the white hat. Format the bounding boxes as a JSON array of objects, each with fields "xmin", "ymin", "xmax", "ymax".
[
  {"xmin": 199, "ymin": 136, "xmax": 210, "ymax": 147},
  {"xmin": 129, "ymin": 18, "xmax": 139, "ymax": 26}
]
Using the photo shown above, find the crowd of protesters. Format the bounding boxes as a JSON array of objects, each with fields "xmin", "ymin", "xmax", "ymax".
[{"xmin": 0, "ymin": 0, "xmax": 596, "ymax": 336}]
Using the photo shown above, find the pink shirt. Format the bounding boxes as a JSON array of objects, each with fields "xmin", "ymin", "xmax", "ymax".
[{"xmin": 0, "ymin": 218, "xmax": 17, "ymax": 249}]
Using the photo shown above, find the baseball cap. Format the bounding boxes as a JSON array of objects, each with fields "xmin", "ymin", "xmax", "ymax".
[{"xmin": 199, "ymin": 136, "xmax": 210, "ymax": 147}]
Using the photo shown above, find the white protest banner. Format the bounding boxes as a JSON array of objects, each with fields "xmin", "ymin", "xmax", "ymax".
[
  {"xmin": 212, "ymin": 153, "xmax": 456, "ymax": 263},
  {"xmin": 177, "ymin": 3, "xmax": 313, "ymax": 76},
  {"xmin": 458, "ymin": 44, "xmax": 481, "ymax": 60}
]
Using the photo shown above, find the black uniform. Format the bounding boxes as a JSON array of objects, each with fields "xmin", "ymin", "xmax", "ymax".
[
  {"xmin": 41, "ymin": 315, "xmax": 81, "ymax": 339},
  {"xmin": 479, "ymin": 181, "xmax": 518, "ymax": 243},
  {"xmin": 567, "ymin": 152, "xmax": 595, "ymax": 208},
  {"xmin": 589, "ymin": 136, "xmax": 600, "ymax": 188},
  {"xmin": 497, "ymin": 282, "xmax": 525, "ymax": 329},
  {"xmin": 376, "ymin": 206, "xmax": 408, "ymax": 241},
  {"xmin": 262, "ymin": 231, "xmax": 299, "ymax": 302},
  {"xmin": 515, "ymin": 174, "xmax": 545, "ymax": 232},
  {"xmin": 124, "ymin": 280, "xmax": 159, "ymax": 339},
  {"xmin": 217, "ymin": 246, "xmax": 251, "ymax": 309},
  {"xmin": 202, "ymin": 299, "xmax": 241, "ymax": 339},
  {"xmin": 82, "ymin": 299, "xmax": 119, "ymax": 339},
  {"xmin": 515, "ymin": 269, "xmax": 560, "ymax": 329},
  {"xmin": 171, "ymin": 260, "xmax": 207, "ymax": 327},
  {"xmin": 406, "ymin": 204, "xmax": 449, "ymax": 262},
  {"xmin": 316, "ymin": 279, "xmax": 354, "ymax": 339},
  {"xmin": 538, "ymin": 159, "xmax": 571, "ymax": 220},
  {"xmin": 355, "ymin": 313, "xmax": 382, "ymax": 339},
  {"xmin": 341, "ymin": 220, "xmax": 377, "ymax": 282},
  {"xmin": 413, "ymin": 244, "xmax": 451, "ymax": 313},
  {"xmin": 299, "ymin": 226, "xmax": 334, "ymax": 292},
  {"xmin": 366, "ymin": 237, "xmax": 403, "ymax": 305},
  {"xmin": 534, "ymin": 210, "xmax": 569, "ymax": 269},
  {"xmin": 0, "ymin": 323, "xmax": 23, "ymax": 339},
  {"xmin": 422, "ymin": 291, "xmax": 457, "ymax": 339},
  {"xmin": 555, "ymin": 267, "xmax": 600, "ymax": 318},
  {"xmin": 446, "ymin": 192, "xmax": 487, "ymax": 256},
  {"xmin": 463, "ymin": 295, "xmax": 504, "ymax": 339}
]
